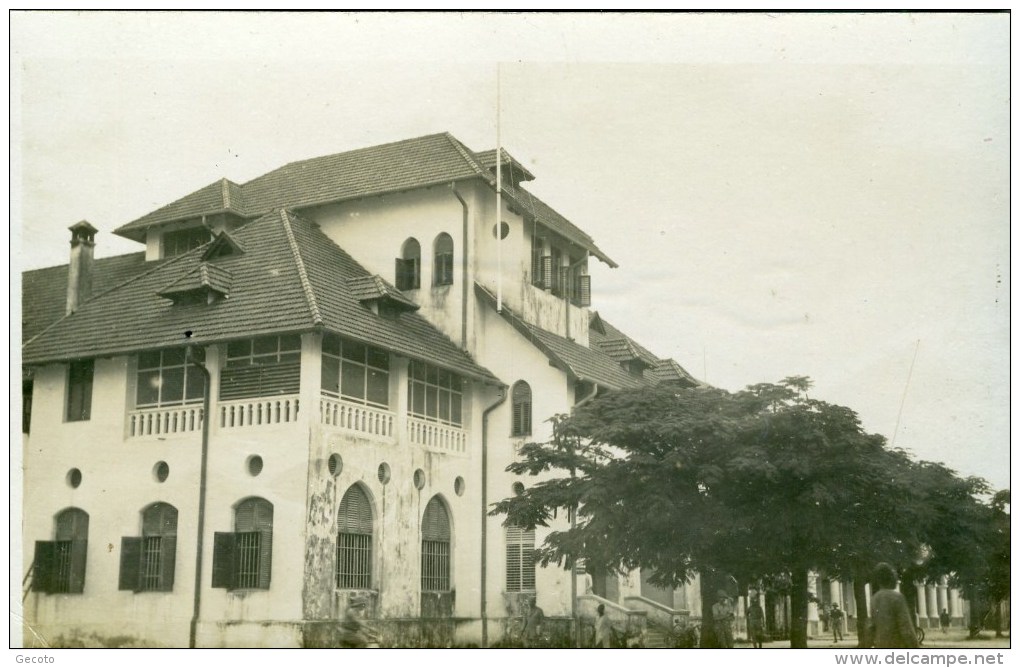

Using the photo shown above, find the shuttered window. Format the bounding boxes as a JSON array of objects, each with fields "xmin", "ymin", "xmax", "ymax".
[
  {"xmin": 163, "ymin": 227, "xmax": 211, "ymax": 258},
  {"xmin": 421, "ymin": 497, "xmax": 451, "ymax": 592},
  {"xmin": 32, "ymin": 508, "xmax": 89, "ymax": 594},
  {"xmin": 136, "ymin": 348, "xmax": 205, "ymax": 408},
  {"xmin": 321, "ymin": 334, "xmax": 390, "ymax": 408},
  {"xmin": 220, "ymin": 336, "xmax": 301, "ymax": 401},
  {"xmin": 505, "ymin": 525, "xmax": 536, "ymax": 592},
  {"xmin": 407, "ymin": 361, "xmax": 463, "ymax": 426},
  {"xmin": 211, "ymin": 497, "xmax": 273, "ymax": 591},
  {"xmin": 119, "ymin": 502, "xmax": 178, "ymax": 593},
  {"xmin": 66, "ymin": 359, "xmax": 93, "ymax": 422},
  {"xmin": 575, "ymin": 274, "xmax": 591, "ymax": 307},
  {"xmin": 433, "ymin": 233, "xmax": 454, "ymax": 286},
  {"xmin": 511, "ymin": 381, "xmax": 532, "ymax": 437},
  {"xmin": 336, "ymin": 485, "xmax": 373, "ymax": 589},
  {"xmin": 395, "ymin": 238, "xmax": 421, "ymax": 290}
]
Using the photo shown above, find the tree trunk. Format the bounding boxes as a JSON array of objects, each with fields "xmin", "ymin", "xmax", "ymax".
[
  {"xmin": 699, "ymin": 572, "xmax": 720, "ymax": 648},
  {"xmin": 853, "ymin": 576, "xmax": 871, "ymax": 648},
  {"xmin": 900, "ymin": 576, "xmax": 918, "ymax": 631},
  {"xmin": 790, "ymin": 567, "xmax": 809, "ymax": 648}
]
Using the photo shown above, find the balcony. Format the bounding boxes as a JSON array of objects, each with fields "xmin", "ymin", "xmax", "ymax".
[
  {"xmin": 406, "ymin": 416, "xmax": 467, "ymax": 455},
  {"xmin": 319, "ymin": 396, "xmax": 395, "ymax": 439},
  {"xmin": 128, "ymin": 405, "xmax": 204, "ymax": 438},
  {"xmin": 219, "ymin": 395, "xmax": 300, "ymax": 429}
]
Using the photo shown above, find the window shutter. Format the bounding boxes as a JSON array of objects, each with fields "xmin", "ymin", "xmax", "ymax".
[
  {"xmin": 159, "ymin": 536, "xmax": 177, "ymax": 591},
  {"xmin": 31, "ymin": 541, "xmax": 57, "ymax": 593},
  {"xmin": 68, "ymin": 539, "xmax": 88, "ymax": 594},
  {"xmin": 541, "ymin": 256, "xmax": 552, "ymax": 289},
  {"xmin": 118, "ymin": 537, "xmax": 144, "ymax": 591},
  {"xmin": 577, "ymin": 275, "xmax": 591, "ymax": 307},
  {"xmin": 219, "ymin": 362, "xmax": 300, "ymax": 401},
  {"xmin": 211, "ymin": 532, "xmax": 236, "ymax": 589},
  {"xmin": 395, "ymin": 258, "xmax": 406, "ymax": 290},
  {"xmin": 522, "ymin": 402, "xmax": 532, "ymax": 436},
  {"xmin": 512, "ymin": 402, "xmax": 523, "ymax": 436},
  {"xmin": 258, "ymin": 530, "xmax": 272, "ymax": 589},
  {"xmin": 338, "ymin": 486, "xmax": 373, "ymax": 535},
  {"xmin": 411, "ymin": 257, "xmax": 421, "ymax": 289},
  {"xmin": 422, "ymin": 498, "xmax": 450, "ymax": 541}
]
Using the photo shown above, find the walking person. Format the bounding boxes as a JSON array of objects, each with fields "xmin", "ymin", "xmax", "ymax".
[
  {"xmin": 867, "ymin": 563, "xmax": 918, "ymax": 648},
  {"xmin": 712, "ymin": 590, "xmax": 735, "ymax": 648},
  {"xmin": 594, "ymin": 603, "xmax": 612, "ymax": 648},
  {"xmin": 339, "ymin": 596, "xmax": 378, "ymax": 648},
  {"xmin": 940, "ymin": 608, "xmax": 951, "ymax": 634},
  {"xmin": 830, "ymin": 604, "xmax": 845, "ymax": 644},
  {"xmin": 747, "ymin": 596, "xmax": 766, "ymax": 649},
  {"xmin": 523, "ymin": 596, "xmax": 545, "ymax": 648}
]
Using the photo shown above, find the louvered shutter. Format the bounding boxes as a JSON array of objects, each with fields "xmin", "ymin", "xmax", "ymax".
[
  {"xmin": 541, "ymin": 256, "xmax": 552, "ymax": 289},
  {"xmin": 219, "ymin": 362, "xmax": 300, "ymax": 401},
  {"xmin": 258, "ymin": 530, "xmax": 272, "ymax": 589},
  {"xmin": 68, "ymin": 539, "xmax": 87, "ymax": 593},
  {"xmin": 31, "ymin": 541, "xmax": 57, "ymax": 593},
  {"xmin": 577, "ymin": 275, "xmax": 591, "ymax": 307},
  {"xmin": 211, "ymin": 532, "xmax": 236, "ymax": 589},
  {"xmin": 159, "ymin": 536, "xmax": 177, "ymax": 591},
  {"xmin": 422, "ymin": 498, "xmax": 451, "ymax": 541},
  {"xmin": 338, "ymin": 486, "xmax": 373, "ymax": 535},
  {"xmin": 395, "ymin": 258, "xmax": 408, "ymax": 290},
  {"xmin": 119, "ymin": 537, "xmax": 143, "ymax": 591}
]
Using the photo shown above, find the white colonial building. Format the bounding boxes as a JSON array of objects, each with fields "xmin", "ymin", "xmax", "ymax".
[{"xmin": 21, "ymin": 133, "xmax": 706, "ymax": 648}]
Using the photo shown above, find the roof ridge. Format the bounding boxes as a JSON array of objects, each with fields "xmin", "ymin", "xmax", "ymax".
[
  {"xmin": 22, "ymin": 251, "xmax": 193, "ymax": 349},
  {"xmin": 279, "ymin": 209, "xmax": 323, "ymax": 326},
  {"xmin": 442, "ymin": 133, "xmax": 495, "ymax": 185},
  {"xmin": 261, "ymin": 132, "xmax": 455, "ymax": 181}
]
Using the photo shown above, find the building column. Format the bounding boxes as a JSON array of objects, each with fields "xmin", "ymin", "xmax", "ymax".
[
  {"xmin": 927, "ymin": 585, "xmax": 939, "ymax": 625},
  {"xmin": 916, "ymin": 583, "xmax": 928, "ymax": 620},
  {"xmin": 950, "ymin": 588, "xmax": 963, "ymax": 620},
  {"xmin": 808, "ymin": 574, "xmax": 819, "ymax": 635},
  {"xmin": 937, "ymin": 579, "xmax": 949, "ymax": 618}
]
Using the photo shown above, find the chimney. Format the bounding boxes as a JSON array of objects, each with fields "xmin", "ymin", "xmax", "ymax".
[{"xmin": 66, "ymin": 220, "xmax": 98, "ymax": 314}]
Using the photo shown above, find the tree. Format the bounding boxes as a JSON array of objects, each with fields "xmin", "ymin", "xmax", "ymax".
[{"xmin": 492, "ymin": 379, "xmax": 923, "ymax": 648}]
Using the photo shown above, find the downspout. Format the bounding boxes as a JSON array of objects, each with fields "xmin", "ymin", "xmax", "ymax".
[
  {"xmin": 187, "ymin": 347, "xmax": 212, "ymax": 648},
  {"xmin": 569, "ymin": 382, "xmax": 599, "ymax": 646},
  {"xmin": 450, "ymin": 183, "xmax": 470, "ymax": 350},
  {"xmin": 480, "ymin": 385, "xmax": 508, "ymax": 647}
]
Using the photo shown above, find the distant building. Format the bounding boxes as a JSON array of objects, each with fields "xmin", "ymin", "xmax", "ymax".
[{"xmin": 21, "ymin": 133, "xmax": 703, "ymax": 648}]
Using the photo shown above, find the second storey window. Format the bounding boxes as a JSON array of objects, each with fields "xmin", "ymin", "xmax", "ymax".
[
  {"xmin": 395, "ymin": 237, "xmax": 421, "ymax": 290},
  {"xmin": 220, "ymin": 335, "xmax": 301, "ymax": 401},
  {"xmin": 136, "ymin": 347, "xmax": 205, "ymax": 408},
  {"xmin": 407, "ymin": 361, "xmax": 463, "ymax": 427},
  {"xmin": 321, "ymin": 334, "xmax": 390, "ymax": 408},
  {"xmin": 511, "ymin": 381, "xmax": 532, "ymax": 437},
  {"xmin": 433, "ymin": 233, "xmax": 454, "ymax": 286},
  {"xmin": 163, "ymin": 227, "xmax": 211, "ymax": 258},
  {"xmin": 66, "ymin": 359, "xmax": 94, "ymax": 422}
]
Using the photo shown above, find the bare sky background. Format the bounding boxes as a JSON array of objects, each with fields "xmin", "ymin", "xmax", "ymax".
[{"xmin": 12, "ymin": 12, "xmax": 1010, "ymax": 491}]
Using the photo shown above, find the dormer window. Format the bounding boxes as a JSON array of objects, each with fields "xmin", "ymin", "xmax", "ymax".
[{"xmin": 162, "ymin": 227, "xmax": 211, "ymax": 258}]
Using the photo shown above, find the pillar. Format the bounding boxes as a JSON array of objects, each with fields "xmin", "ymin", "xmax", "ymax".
[
  {"xmin": 937, "ymin": 579, "xmax": 949, "ymax": 619},
  {"xmin": 916, "ymin": 583, "xmax": 928, "ymax": 620},
  {"xmin": 927, "ymin": 585, "xmax": 939, "ymax": 625}
]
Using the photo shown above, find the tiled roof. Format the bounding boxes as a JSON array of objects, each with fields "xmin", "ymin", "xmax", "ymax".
[
  {"xmin": 113, "ymin": 133, "xmax": 616, "ymax": 267},
  {"xmin": 475, "ymin": 148, "xmax": 536, "ymax": 182},
  {"xmin": 24, "ymin": 210, "xmax": 499, "ymax": 385},
  {"xmin": 589, "ymin": 314, "xmax": 705, "ymax": 388},
  {"xmin": 21, "ymin": 252, "xmax": 151, "ymax": 343},
  {"xmin": 158, "ymin": 262, "xmax": 233, "ymax": 299},
  {"xmin": 595, "ymin": 336, "xmax": 657, "ymax": 368},
  {"xmin": 653, "ymin": 358, "xmax": 700, "ymax": 387},
  {"xmin": 475, "ymin": 283, "xmax": 644, "ymax": 390},
  {"xmin": 345, "ymin": 275, "xmax": 419, "ymax": 311}
]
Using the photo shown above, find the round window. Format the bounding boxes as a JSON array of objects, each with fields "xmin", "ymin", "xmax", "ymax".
[
  {"xmin": 247, "ymin": 455, "xmax": 264, "ymax": 477},
  {"xmin": 413, "ymin": 469, "xmax": 426, "ymax": 490},
  {"xmin": 492, "ymin": 221, "xmax": 510, "ymax": 239},
  {"xmin": 153, "ymin": 461, "xmax": 170, "ymax": 483},
  {"xmin": 377, "ymin": 462, "xmax": 391, "ymax": 485},
  {"xmin": 66, "ymin": 468, "xmax": 82, "ymax": 489},
  {"xmin": 454, "ymin": 476, "xmax": 465, "ymax": 497},
  {"xmin": 328, "ymin": 453, "xmax": 343, "ymax": 477}
]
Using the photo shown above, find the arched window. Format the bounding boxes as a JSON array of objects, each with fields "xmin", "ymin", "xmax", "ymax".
[
  {"xmin": 119, "ymin": 502, "xmax": 178, "ymax": 592},
  {"xmin": 511, "ymin": 381, "xmax": 532, "ymax": 437},
  {"xmin": 212, "ymin": 497, "xmax": 273, "ymax": 590},
  {"xmin": 421, "ymin": 497, "xmax": 451, "ymax": 592},
  {"xmin": 337, "ymin": 485, "xmax": 373, "ymax": 589},
  {"xmin": 32, "ymin": 507, "xmax": 89, "ymax": 594},
  {"xmin": 433, "ymin": 233, "xmax": 454, "ymax": 286},
  {"xmin": 396, "ymin": 238, "xmax": 421, "ymax": 290},
  {"xmin": 505, "ymin": 524, "xmax": 536, "ymax": 592}
]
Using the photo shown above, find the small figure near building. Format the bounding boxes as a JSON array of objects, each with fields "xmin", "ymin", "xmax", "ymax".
[
  {"xmin": 594, "ymin": 603, "xmax": 612, "ymax": 648},
  {"xmin": 867, "ymin": 563, "xmax": 918, "ymax": 649},
  {"xmin": 830, "ymin": 603, "xmax": 845, "ymax": 643},
  {"xmin": 747, "ymin": 597, "xmax": 766, "ymax": 649},
  {"xmin": 339, "ymin": 596, "xmax": 378, "ymax": 648},
  {"xmin": 712, "ymin": 590, "xmax": 735, "ymax": 648},
  {"xmin": 940, "ymin": 608, "xmax": 951, "ymax": 634},
  {"xmin": 523, "ymin": 597, "xmax": 545, "ymax": 648}
]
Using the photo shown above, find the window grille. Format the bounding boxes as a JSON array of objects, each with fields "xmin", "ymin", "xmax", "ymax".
[
  {"xmin": 235, "ymin": 532, "xmax": 262, "ymax": 589},
  {"xmin": 336, "ymin": 485, "xmax": 373, "ymax": 589},
  {"xmin": 505, "ymin": 525, "xmax": 536, "ymax": 592},
  {"xmin": 136, "ymin": 347, "xmax": 205, "ymax": 408},
  {"xmin": 66, "ymin": 359, "xmax": 94, "ymax": 421},
  {"xmin": 220, "ymin": 336, "xmax": 301, "ymax": 401},
  {"xmin": 119, "ymin": 503, "xmax": 178, "ymax": 593},
  {"xmin": 321, "ymin": 334, "xmax": 390, "ymax": 407},
  {"xmin": 421, "ymin": 497, "xmax": 451, "ymax": 592},
  {"xmin": 53, "ymin": 541, "xmax": 74, "ymax": 593},
  {"xmin": 211, "ymin": 497, "xmax": 273, "ymax": 590},
  {"xmin": 511, "ymin": 381, "xmax": 532, "ymax": 437},
  {"xmin": 433, "ymin": 233, "xmax": 454, "ymax": 286},
  {"xmin": 33, "ymin": 508, "xmax": 89, "ymax": 594},
  {"xmin": 407, "ymin": 361, "xmax": 463, "ymax": 426}
]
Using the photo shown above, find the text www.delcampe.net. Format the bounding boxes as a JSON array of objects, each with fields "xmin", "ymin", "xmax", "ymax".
[{"xmin": 835, "ymin": 653, "xmax": 1006, "ymax": 666}]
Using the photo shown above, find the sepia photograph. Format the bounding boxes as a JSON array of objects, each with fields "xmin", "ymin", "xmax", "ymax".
[{"xmin": 10, "ymin": 10, "xmax": 1010, "ymax": 662}]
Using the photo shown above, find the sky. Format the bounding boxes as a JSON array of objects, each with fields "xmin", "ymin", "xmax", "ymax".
[{"xmin": 12, "ymin": 12, "xmax": 1010, "ymax": 492}]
